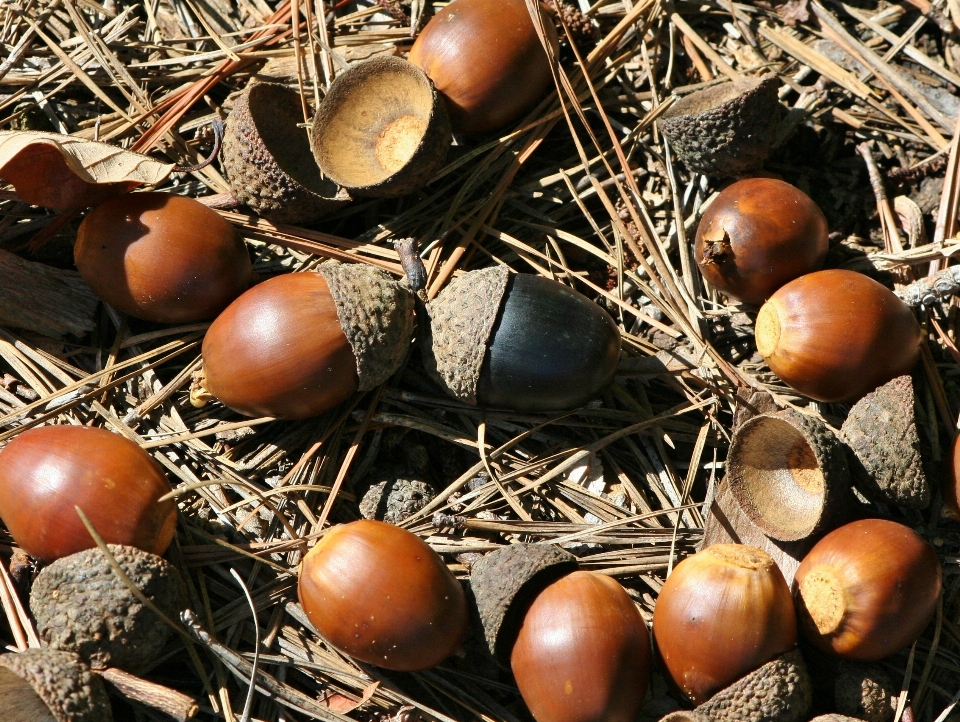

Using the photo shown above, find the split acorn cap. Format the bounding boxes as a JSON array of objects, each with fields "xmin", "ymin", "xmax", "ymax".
[
  {"xmin": 223, "ymin": 82, "xmax": 350, "ymax": 224},
  {"xmin": 0, "ymin": 648, "xmax": 113, "ymax": 722}
]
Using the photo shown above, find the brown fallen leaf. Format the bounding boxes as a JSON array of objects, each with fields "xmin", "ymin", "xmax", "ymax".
[{"xmin": 0, "ymin": 131, "xmax": 174, "ymax": 210}]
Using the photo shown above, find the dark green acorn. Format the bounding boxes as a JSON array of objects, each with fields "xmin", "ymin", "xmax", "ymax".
[{"xmin": 424, "ymin": 268, "xmax": 621, "ymax": 412}]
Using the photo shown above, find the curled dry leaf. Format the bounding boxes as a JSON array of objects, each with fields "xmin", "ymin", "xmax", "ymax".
[{"xmin": 0, "ymin": 131, "xmax": 175, "ymax": 210}]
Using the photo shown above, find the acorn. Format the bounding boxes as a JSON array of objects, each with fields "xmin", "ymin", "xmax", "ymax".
[
  {"xmin": 311, "ymin": 57, "xmax": 451, "ymax": 197},
  {"xmin": 755, "ymin": 270, "xmax": 922, "ymax": 403},
  {"xmin": 297, "ymin": 520, "xmax": 468, "ymax": 671},
  {"xmin": 794, "ymin": 519, "xmax": 941, "ymax": 660},
  {"xmin": 359, "ymin": 477, "xmax": 437, "ymax": 525},
  {"xmin": 30, "ymin": 545, "xmax": 184, "ymax": 674},
  {"xmin": 74, "ymin": 191, "xmax": 252, "ymax": 324},
  {"xmin": 0, "ymin": 648, "xmax": 113, "ymax": 722},
  {"xmin": 835, "ymin": 661, "xmax": 896, "ymax": 722},
  {"xmin": 0, "ymin": 426, "xmax": 177, "ymax": 563},
  {"xmin": 945, "ymin": 432, "xmax": 960, "ymax": 520},
  {"xmin": 409, "ymin": 0, "xmax": 559, "ymax": 134},
  {"xmin": 727, "ymin": 409, "xmax": 853, "ymax": 542},
  {"xmin": 652, "ymin": 544, "xmax": 797, "ymax": 705},
  {"xmin": 222, "ymin": 82, "xmax": 350, "ymax": 224},
  {"xmin": 510, "ymin": 570, "xmax": 651, "ymax": 722},
  {"xmin": 200, "ymin": 262, "xmax": 415, "ymax": 420},
  {"xmin": 423, "ymin": 267, "xmax": 621, "ymax": 412},
  {"xmin": 841, "ymin": 375, "xmax": 933, "ymax": 509},
  {"xmin": 657, "ymin": 75, "xmax": 780, "ymax": 176},
  {"xmin": 695, "ymin": 178, "xmax": 828, "ymax": 305}
]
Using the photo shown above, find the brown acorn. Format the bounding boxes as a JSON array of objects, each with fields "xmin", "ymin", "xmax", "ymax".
[
  {"xmin": 222, "ymin": 82, "xmax": 350, "ymax": 224},
  {"xmin": 0, "ymin": 648, "xmax": 113, "ymax": 722}
]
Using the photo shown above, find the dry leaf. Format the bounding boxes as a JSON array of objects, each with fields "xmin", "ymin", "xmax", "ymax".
[{"xmin": 0, "ymin": 131, "xmax": 175, "ymax": 210}]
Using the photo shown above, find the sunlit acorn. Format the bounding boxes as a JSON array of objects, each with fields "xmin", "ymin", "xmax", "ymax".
[
  {"xmin": 297, "ymin": 520, "xmax": 468, "ymax": 671},
  {"xmin": 794, "ymin": 518, "xmax": 941, "ymax": 660},
  {"xmin": 30, "ymin": 545, "xmax": 184, "ymax": 674},
  {"xmin": 694, "ymin": 178, "xmax": 828, "ymax": 305},
  {"xmin": 74, "ymin": 191, "xmax": 252, "ymax": 323},
  {"xmin": 423, "ymin": 267, "xmax": 621, "ymax": 412},
  {"xmin": 311, "ymin": 57, "xmax": 451, "ymax": 197},
  {"xmin": 652, "ymin": 544, "xmax": 797, "ymax": 704},
  {"xmin": 409, "ymin": 0, "xmax": 559, "ymax": 134},
  {"xmin": 0, "ymin": 648, "xmax": 112, "ymax": 722},
  {"xmin": 222, "ymin": 82, "xmax": 350, "ymax": 224},
  {"xmin": 0, "ymin": 426, "xmax": 177, "ymax": 563},
  {"xmin": 755, "ymin": 269, "xmax": 922, "ymax": 403},
  {"xmin": 199, "ymin": 262, "xmax": 415, "ymax": 420}
]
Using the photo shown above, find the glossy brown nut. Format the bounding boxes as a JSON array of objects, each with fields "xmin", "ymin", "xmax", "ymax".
[
  {"xmin": 298, "ymin": 520, "xmax": 468, "ymax": 671},
  {"xmin": 74, "ymin": 192, "xmax": 252, "ymax": 323},
  {"xmin": 755, "ymin": 270, "xmax": 921, "ymax": 403},
  {"xmin": 511, "ymin": 571, "xmax": 650, "ymax": 722},
  {"xmin": 409, "ymin": 0, "xmax": 559, "ymax": 134},
  {"xmin": 944, "ymin": 433, "xmax": 960, "ymax": 520},
  {"xmin": 202, "ymin": 272, "xmax": 359, "ymax": 420},
  {"xmin": 652, "ymin": 544, "xmax": 797, "ymax": 705},
  {"xmin": 0, "ymin": 426, "xmax": 177, "ymax": 563},
  {"xmin": 695, "ymin": 178, "xmax": 828, "ymax": 305},
  {"xmin": 794, "ymin": 519, "xmax": 941, "ymax": 660}
]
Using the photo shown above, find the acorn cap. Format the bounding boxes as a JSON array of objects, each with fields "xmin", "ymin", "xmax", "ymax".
[
  {"xmin": 222, "ymin": 82, "xmax": 350, "ymax": 224},
  {"xmin": 315, "ymin": 261, "xmax": 416, "ymax": 392},
  {"xmin": 657, "ymin": 75, "xmax": 780, "ymax": 176},
  {"xmin": 728, "ymin": 409, "xmax": 853, "ymax": 542},
  {"xmin": 30, "ymin": 544, "xmax": 185, "ymax": 675},
  {"xmin": 0, "ymin": 648, "xmax": 112, "ymax": 722},
  {"xmin": 660, "ymin": 713, "xmax": 710, "ymax": 722},
  {"xmin": 809, "ymin": 717, "xmax": 863, "ymax": 722},
  {"xmin": 469, "ymin": 543, "xmax": 577, "ymax": 666},
  {"xmin": 359, "ymin": 477, "xmax": 437, "ymax": 525},
  {"xmin": 835, "ymin": 661, "xmax": 895, "ymax": 722},
  {"xmin": 311, "ymin": 57, "xmax": 451, "ymax": 197},
  {"xmin": 422, "ymin": 265, "xmax": 510, "ymax": 404},
  {"xmin": 696, "ymin": 648, "xmax": 812, "ymax": 722},
  {"xmin": 840, "ymin": 375, "xmax": 932, "ymax": 509}
]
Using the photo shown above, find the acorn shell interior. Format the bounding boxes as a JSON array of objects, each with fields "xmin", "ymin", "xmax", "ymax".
[
  {"xmin": 247, "ymin": 83, "xmax": 341, "ymax": 199},
  {"xmin": 727, "ymin": 415, "xmax": 826, "ymax": 541},
  {"xmin": 660, "ymin": 75, "xmax": 769, "ymax": 120},
  {"xmin": 311, "ymin": 57, "xmax": 449, "ymax": 196}
]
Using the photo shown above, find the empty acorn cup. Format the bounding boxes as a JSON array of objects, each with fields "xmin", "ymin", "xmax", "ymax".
[
  {"xmin": 727, "ymin": 410, "xmax": 852, "ymax": 542},
  {"xmin": 311, "ymin": 57, "xmax": 451, "ymax": 197},
  {"xmin": 222, "ymin": 82, "xmax": 350, "ymax": 224},
  {"xmin": 840, "ymin": 375, "xmax": 933, "ymax": 510},
  {"xmin": 657, "ymin": 74, "xmax": 780, "ymax": 176}
]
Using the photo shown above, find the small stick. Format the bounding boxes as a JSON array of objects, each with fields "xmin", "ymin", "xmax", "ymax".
[
  {"xmin": 100, "ymin": 667, "xmax": 198, "ymax": 722},
  {"xmin": 858, "ymin": 142, "xmax": 905, "ymax": 255},
  {"xmin": 896, "ymin": 266, "xmax": 960, "ymax": 307}
]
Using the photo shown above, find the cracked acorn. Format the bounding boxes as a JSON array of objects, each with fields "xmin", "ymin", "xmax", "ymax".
[
  {"xmin": 0, "ymin": 426, "xmax": 177, "ymax": 563},
  {"xmin": 297, "ymin": 519, "xmax": 468, "ymax": 671},
  {"xmin": 423, "ymin": 267, "xmax": 621, "ymax": 412},
  {"xmin": 196, "ymin": 261, "xmax": 415, "ymax": 420}
]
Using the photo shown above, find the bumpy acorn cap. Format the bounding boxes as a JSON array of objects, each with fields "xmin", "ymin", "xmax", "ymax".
[
  {"xmin": 728, "ymin": 409, "xmax": 853, "ymax": 542},
  {"xmin": 840, "ymin": 375, "xmax": 932, "ymax": 509},
  {"xmin": 359, "ymin": 477, "xmax": 437, "ymax": 525},
  {"xmin": 222, "ymin": 82, "xmax": 350, "ymax": 224},
  {"xmin": 311, "ymin": 56, "xmax": 451, "ymax": 198},
  {"xmin": 422, "ymin": 266, "xmax": 511, "ymax": 404},
  {"xmin": 835, "ymin": 661, "xmax": 895, "ymax": 722},
  {"xmin": 30, "ymin": 544, "xmax": 184, "ymax": 675},
  {"xmin": 469, "ymin": 543, "xmax": 577, "ymax": 666},
  {"xmin": 315, "ymin": 261, "xmax": 416, "ymax": 391},
  {"xmin": 657, "ymin": 74, "xmax": 780, "ymax": 176},
  {"xmin": 0, "ymin": 648, "xmax": 113, "ymax": 722},
  {"xmin": 696, "ymin": 648, "xmax": 812, "ymax": 722}
]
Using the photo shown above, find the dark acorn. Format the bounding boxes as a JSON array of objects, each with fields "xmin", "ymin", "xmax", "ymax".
[{"xmin": 424, "ymin": 268, "xmax": 621, "ymax": 412}]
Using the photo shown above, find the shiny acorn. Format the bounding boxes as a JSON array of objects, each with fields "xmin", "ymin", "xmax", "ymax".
[
  {"xmin": 695, "ymin": 178, "xmax": 828, "ymax": 305},
  {"xmin": 199, "ymin": 262, "xmax": 415, "ymax": 420},
  {"xmin": 423, "ymin": 267, "xmax": 620, "ymax": 412},
  {"xmin": 653, "ymin": 544, "xmax": 797, "ymax": 704},
  {"xmin": 74, "ymin": 192, "xmax": 252, "ymax": 323},
  {"xmin": 0, "ymin": 425, "xmax": 177, "ymax": 563},
  {"xmin": 297, "ymin": 520, "xmax": 468, "ymax": 671},
  {"xmin": 409, "ymin": 0, "xmax": 559, "ymax": 134},
  {"xmin": 794, "ymin": 519, "xmax": 941, "ymax": 660},
  {"xmin": 755, "ymin": 269, "xmax": 922, "ymax": 403}
]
